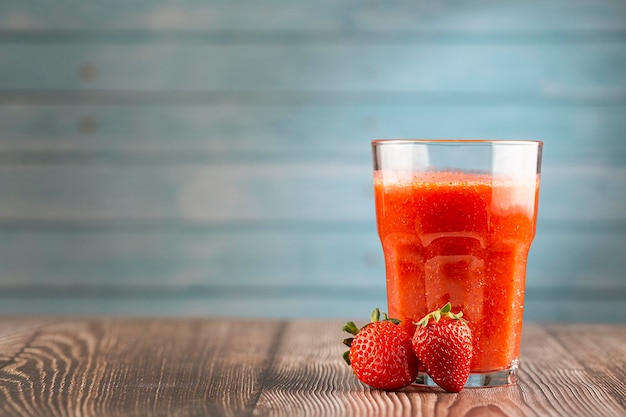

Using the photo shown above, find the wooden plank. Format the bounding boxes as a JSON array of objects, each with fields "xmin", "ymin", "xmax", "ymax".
[
  {"xmin": 0, "ymin": 229, "xmax": 623, "ymax": 289},
  {"xmin": 0, "ymin": 228, "xmax": 622, "ymax": 323},
  {"xmin": 515, "ymin": 325, "xmax": 626, "ymax": 417},
  {"xmin": 253, "ymin": 320, "xmax": 356, "ymax": 416},
  {"xmin": 0, "ymin": 0, "xmax": 625, "ymax": 31},
  {"xmin": 0, "ymin": 319, "xmax": 51, "ymax": 368},
  {"xmin": 0, "ymin": 293, "xmax": 623, "ymax": 323},
  {"xmin": 1, "ymin": 43, "xmax": 625, "ymax": 93},
  {"xmin": 0, "ymin": 320, "xmax": 623, "ymax": 416},
  {"xmin": 0, "ymin": 318, "xmax": 284, "ymax": 416},
  {"xmin": 0, "ymin": 295, "xmax": 389, "ymax": 320},
  {"xmin": 524, "ymin": 297, "xmax": 626, "ymax": 324},
  {"xmin": 0, "ymin": 163, "xmax": 373, "ymax": 222},
  {"xmin": 0, "ymin": 229, "xmax": 384, "ymax": 287},
  {"xmin": 540, "ymin": 164, "xmax": 626, "ymax": 222},
  {"xmin": 250, "ymin": 322, "xmax": 626, "ymax": 416},
  {"xmin": 545, "ymin": 324, "xmax": 626, "ymax": 410},
  {"xmin": 529, "ymin": 232, "xmax": 626, "ymax": 288},
  {"xmin": 0, "ymin": 162, "xmax": 622, "ymax": 222},
  {"xmin": 0, "ymin": 105, "xmax": 624, "ymax": 165}
]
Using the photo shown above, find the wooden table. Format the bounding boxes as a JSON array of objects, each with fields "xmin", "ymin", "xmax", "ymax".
[{"xmin": 0, "ymin": 318, "xmax": 624, "ymax": 417}]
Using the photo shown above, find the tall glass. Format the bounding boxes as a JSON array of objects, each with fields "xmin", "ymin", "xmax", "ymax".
[{"xmin": 372, "ymin": 139, "xmax": 542, "ymax": 387}]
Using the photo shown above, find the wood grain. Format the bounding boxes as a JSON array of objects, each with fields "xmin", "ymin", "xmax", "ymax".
[
  {"xmin": 516, "ymin": 325, "xmax": 626, "ymax": 417},
  {"xmin": 0, "ymin": 318, "xmax": 285, "ymax": 417},
  {"xmin": 0, "ymin": 319, "xmax": 51, "ymax": 368},
  {"xmin": 1, "ymin": 319, "xmax": 623, "ymax": 417},
  {"xmin": 543, "ymin": 324, "xmax": 626, "ymax": 411}
]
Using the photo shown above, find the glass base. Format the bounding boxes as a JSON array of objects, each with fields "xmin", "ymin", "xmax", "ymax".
[{"xmin": 414, "ymin": 360, "xmax": 519, "ymax": 388}]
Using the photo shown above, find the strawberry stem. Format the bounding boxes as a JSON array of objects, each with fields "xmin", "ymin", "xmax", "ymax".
[
  {"xmin": 414, "ymin": 302, "xmax": 467, "ymax": 327},
  {"xmin": 343, "ymin": 309, "xmax": 400, "ymax": 339}
]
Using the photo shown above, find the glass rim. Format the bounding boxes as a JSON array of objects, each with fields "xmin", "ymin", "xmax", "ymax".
[{"xmin": 372, "ymin": 139, "xmax": 543, "ymax": 146}]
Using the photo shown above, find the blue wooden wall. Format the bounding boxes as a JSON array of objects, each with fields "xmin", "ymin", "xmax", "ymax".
[{"xmin": 0, "ymin": 0, "xmax": 624, "ymax": 322}]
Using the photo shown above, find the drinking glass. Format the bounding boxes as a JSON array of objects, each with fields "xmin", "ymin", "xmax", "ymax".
[{"xmin": 372, "ymin": 139, "xmax": 542, "ymax": 387}]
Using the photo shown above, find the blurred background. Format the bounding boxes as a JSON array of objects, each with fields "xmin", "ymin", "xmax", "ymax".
[{"xmin": 0, "ymin": 0, "xmax": 624, "ymax": 322}]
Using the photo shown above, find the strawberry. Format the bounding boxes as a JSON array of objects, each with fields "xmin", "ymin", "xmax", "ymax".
[
  {"xmin": 412, "ymin": 303, "xmax": 473, "ymax": 393},
  {"xmin": 342, "ymin": 308, "xmax": 419, "ymax": 391}
]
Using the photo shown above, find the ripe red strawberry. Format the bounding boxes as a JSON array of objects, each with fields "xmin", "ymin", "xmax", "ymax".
[
  {"xmin": 342, "ymin": 308, "xmax": 419, "ymax": 391},
  {"xmin": 412, "ymin": 303, "xmax": 473, "ymax": 393}
]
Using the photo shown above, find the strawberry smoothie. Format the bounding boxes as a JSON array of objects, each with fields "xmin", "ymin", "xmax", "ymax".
[{"xmin": 374, "ymin": 170, "xmax": 540, "ymax": 373}]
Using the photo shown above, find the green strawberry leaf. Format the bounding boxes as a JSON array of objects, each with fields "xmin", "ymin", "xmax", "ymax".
[
  {"xmin": 370, "ymin": 308, "xmax": 381, "ymax": 323},
  {"xmin": 342, "ymin": 350, "xmax": 351, "ymax": 365},
  {"xmin": 342, "ymin": 321, "xmax": 359, "ymax": 335}
]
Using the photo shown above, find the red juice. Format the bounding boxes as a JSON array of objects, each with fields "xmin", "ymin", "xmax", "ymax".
[{"xmin": 374, "ymin": 170, "xmax": 540, "ymax": 372}]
